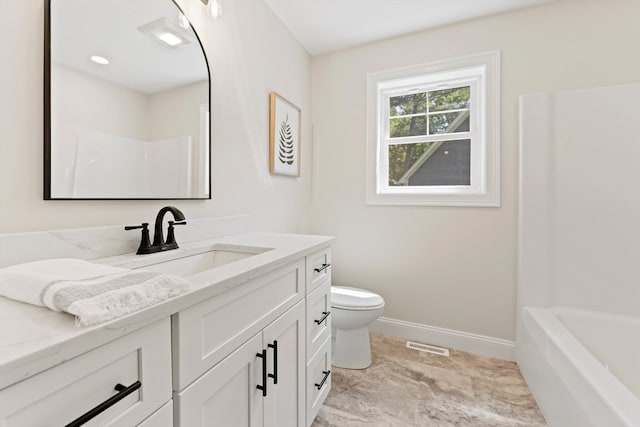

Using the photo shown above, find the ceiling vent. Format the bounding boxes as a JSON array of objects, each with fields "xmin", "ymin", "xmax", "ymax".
[{"xmin": 138, "ymin": 18, "xmax": 193, "ymax": 49}]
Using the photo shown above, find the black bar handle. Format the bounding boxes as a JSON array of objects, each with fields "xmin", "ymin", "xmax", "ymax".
[
  {"xmin": 256, "ymin": 349, "xmax": 267, "ymax": 397},
  {"xmin": 65, "ymin": 381, "xmax": 141, "ymax": 427},
  {"xmin": 169, "ymin": 220, "xmax": 187, "ymax": 226},
  {"xmin": 314, "ymin": 263, "xmax": 331, "ymax": 273},
  {"xmin": 315, "ymin": 370, "xmax": 331, "ymax": 390},
  {"xmin": 268, "ymin": 340, "xmax": 278, "ymax": 385},
  {"xmin": 314, "ymin": 311, "xmax": 331, "ymax": 325}
]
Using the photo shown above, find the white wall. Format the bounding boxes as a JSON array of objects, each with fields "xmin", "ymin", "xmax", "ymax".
[
  {"xmin": 0, "ymin": 0, "xmax": 311, "ymax": 234},
  {"xmin": 50, "ymin": 64, "xmax": 151, "ymax": 198},
  {"xmin": 309, "ymin": 0, "xmax": 640, "ymax": 341},
  {"xmin": 149, "ymin": 80, "xmax": 208, "ymax": 193},
  {"xmin": 53, "ymin": 63, "xmax": 150, "ymax": 140},
  {"xmin": 149, "ymin": 81, "xmax": 207, "ymax": 142}
]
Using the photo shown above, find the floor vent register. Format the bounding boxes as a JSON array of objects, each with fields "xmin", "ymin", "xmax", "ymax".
[{"xmin": 406, "ymin": 340, "xmax": 450, "ymax": 356}]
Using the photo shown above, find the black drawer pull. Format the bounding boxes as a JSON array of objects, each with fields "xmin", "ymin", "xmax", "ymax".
[
  {"xmin": 314, "ymin": 311, "xmax": 331, "ymax": 325},
  {"xmin": 268, "ymin": 340, "xmax": 278, "ymax": 385},
  {"xmin": 314, "ymin": 263, "xmax": 331, "ymax": 273},
  {"xmin": 315, "ymin": 370, "xmax": 331, "ymax": 390},
  {"xmin": 65, "ymin": 381, "xmax": 141, "ymax": 427},
  {"xmin": 256, "ymin": 349, "xmax": 268, "ymax": 397}
]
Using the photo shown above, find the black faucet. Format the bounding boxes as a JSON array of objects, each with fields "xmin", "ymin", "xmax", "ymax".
[{"xmin": 125, "ymin": 206, "xmax": 187, "ymax": 255}]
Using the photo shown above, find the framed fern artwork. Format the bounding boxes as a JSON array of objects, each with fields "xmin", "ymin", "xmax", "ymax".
[{"xmin": 269, "ymin": 92, "xmax": 301, "ymax": 177}]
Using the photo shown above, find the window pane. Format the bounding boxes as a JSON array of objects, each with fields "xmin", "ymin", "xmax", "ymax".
[
  {"xmin": 428, "ymin": 111, "xmax": 469, "ymax": 134},
  {"xmin": 390, "ymin": 116, "xmax": 427, "ymax": 138},
  {"xmin": 389, "ymin": 93, "xmax": 426, "ymax": 117},
  {"xmin": 428, "ymin": 86, "xmax": 470, "ymax": 112},
  {"xmin": 388, "ymin": 142, "xmax": 433, "ymax": 185},
  {"xmin": 388, "ymin": 139, "xmax": 470, "ymax": 186}
]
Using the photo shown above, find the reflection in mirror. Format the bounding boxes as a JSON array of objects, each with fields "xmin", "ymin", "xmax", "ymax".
[{"xmin": 45, "ymin": 0, "xmax": 210, "ymax": 199}]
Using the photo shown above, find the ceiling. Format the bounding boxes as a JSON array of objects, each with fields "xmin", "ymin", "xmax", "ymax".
[
  {"xmin": 52, "ymin": 0, "xmax": 208, "ymax": 94},
  {"xmin": 263, "ymin": 0, "xmax": 554, "ymax": 55}
]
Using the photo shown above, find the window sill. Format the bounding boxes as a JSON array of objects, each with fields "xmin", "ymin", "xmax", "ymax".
[{"xmin": 365, "ymin": 192, "xmax": 501, "ymax": 207}]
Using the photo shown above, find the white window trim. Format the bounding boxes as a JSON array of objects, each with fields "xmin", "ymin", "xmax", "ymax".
[{"xmin": 366, "ymin": 51, "xmax": 501, "ymax": 207}]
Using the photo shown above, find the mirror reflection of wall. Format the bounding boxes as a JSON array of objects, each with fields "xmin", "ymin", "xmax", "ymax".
[{"xmin": 47, "ymin": 0, "xmax": 210, "ymax": 199}]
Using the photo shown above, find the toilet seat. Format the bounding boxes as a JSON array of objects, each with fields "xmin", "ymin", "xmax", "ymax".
[{"xmin": 331, "ymin": 286, "xmax": 385, "ymax": 310}]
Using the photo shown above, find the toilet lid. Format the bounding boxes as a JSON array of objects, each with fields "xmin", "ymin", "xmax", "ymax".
[{"xmin": 331, "ymin": 286, "xmax": 385, "ymax": 309}]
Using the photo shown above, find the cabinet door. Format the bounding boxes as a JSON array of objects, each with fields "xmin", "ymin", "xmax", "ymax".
[
  {"xmin": 137, "ymin": 401, "xmax": 172, "ymax": 427},
  {"xmin": 263, "ymin": 300, "xmax": 305, "ymax": 427},
  {"xmin": 175, "ymin": 333, "xmax": 264, "ymax": 427}
]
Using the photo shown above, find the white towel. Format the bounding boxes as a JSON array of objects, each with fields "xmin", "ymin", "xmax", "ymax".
[{"xmin": 0, "ymin": 258, "xmax": 190, "ymax": 326}]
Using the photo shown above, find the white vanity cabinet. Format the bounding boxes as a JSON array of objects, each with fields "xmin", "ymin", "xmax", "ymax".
[
  {"xmin": 173, "ymin": 258, "xmax": 309, "ymax": 427},
  {"xmin": 171, "ymin": 259, "xmax": 305, "ymax": 390},
  {"xmin": 175, "ymin": 301, "xmax": 305, "ymax": 427},
  {"xmin": 0, "ymin": 319, "xmax": 172, "ymax": 427},
  {"xmin": 0, "ymin": 235, "xmax": 332, "ymax": 427}
]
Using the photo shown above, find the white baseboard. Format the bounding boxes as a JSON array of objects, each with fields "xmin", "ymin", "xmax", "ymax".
[{"xmin": 370, "ymin": 317, "xmax": 516, "ymax": 361}]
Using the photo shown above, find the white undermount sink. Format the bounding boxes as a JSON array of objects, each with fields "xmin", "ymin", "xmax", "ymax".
[{"xmin": 129, "ymin": 244, "xmax": 272, "ymax": 277}]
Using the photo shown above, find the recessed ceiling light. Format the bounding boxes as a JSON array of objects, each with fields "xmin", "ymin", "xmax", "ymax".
[
  {"xmin": 90, "ymin": 55, "xmax": 109, "ymax": 65},
  {"xmin": 157, "ymin": 32, "xmax": 183, "ymax": 47}
]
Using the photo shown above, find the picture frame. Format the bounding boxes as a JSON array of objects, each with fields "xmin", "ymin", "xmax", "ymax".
[{"xmin": 269, "ymin": 92, "xmax": 301, "ymax": 177}]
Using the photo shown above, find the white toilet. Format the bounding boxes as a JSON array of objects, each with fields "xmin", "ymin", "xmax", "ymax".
[{"xmin": 331, "ymin": 286, "xmax": 385, "ymax": 369}]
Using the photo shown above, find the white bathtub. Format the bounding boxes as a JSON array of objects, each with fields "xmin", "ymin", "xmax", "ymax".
[{"xmin": 518, "ymin": 306, "xmax": 640, "ymax": 427}]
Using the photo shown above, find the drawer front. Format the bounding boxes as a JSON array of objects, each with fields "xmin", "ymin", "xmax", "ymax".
[
  {"xmin": 0, "ymin": 319, "xmax": 171, "ymax": 427},
  {"xmin": 306, "ymin": 336, "xmax": 331, "ymax": 427},
  {"xmin": 306, "ymin": 248, "xmax": 331, "ymax": 294},
  {"xmin": 137, "ymin": 401, "xmax": 172, "ymax": 427},
  {"xmin": 173, "ymin": 259, "xmax": 305, "ymax": 390},
  {"xmin": 306, "ymin": 281, "xmax": 331, "ymax": 362}
]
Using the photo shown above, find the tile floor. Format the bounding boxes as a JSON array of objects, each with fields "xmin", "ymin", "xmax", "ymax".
[{"xmin": 312, "ymin": 334, "xmax": 547, "ymax": 427}]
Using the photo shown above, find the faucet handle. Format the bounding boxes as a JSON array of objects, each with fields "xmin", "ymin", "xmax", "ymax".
[
  {"xmin": 166, "ymin": 220, "xmax": 186, "ymax": 246},
  {"xmin": 124, "ymin": 222, "xmax": 148, "ymax": 231},
  {"xmin": 125, "ymin": 223, "xmax": 152, "ymax": 255}
]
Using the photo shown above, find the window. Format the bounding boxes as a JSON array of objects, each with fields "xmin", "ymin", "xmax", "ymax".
[{"xmin": 366, "ymin": 51, "xmax": 501, "ymax": 206}]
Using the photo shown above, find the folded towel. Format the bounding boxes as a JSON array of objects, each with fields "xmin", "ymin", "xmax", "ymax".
[{"xmin": 0, "ymin": 258, "xmax": 190, "ymax": 326}]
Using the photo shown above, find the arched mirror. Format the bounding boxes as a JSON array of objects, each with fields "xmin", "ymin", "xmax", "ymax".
[{"xmin": 44, "ymin": 0, "xmax": 210, "ymax": 199}]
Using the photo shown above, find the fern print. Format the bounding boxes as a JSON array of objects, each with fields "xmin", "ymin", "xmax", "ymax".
[{"xmin": 278, "ymin": 113, "xmax": 295, "ymax": 165}]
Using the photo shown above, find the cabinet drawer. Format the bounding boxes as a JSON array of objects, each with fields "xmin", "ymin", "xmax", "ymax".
[
  {"xmin": 306, "ymin": 248, "xmax": 331, "ymax": 294},
  {"xmin": 173, "ymin": 259, "xmax": 305, "ymax": 390},
  {"xmin": 0, "ymin": 319, "xmax": 171, "ymax": 427},
  {"xmin": 306, "ymin": 281, "xmax": 331, "ymax": 362},
  {"xmin": 306, "ymin": 336, "xmax": 331, "ymax": 427},
  {"xmin": 138, "ymin": 400, "xmax": 172, "ymax": 427}
]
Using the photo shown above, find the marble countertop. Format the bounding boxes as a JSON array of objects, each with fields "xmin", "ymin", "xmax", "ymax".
[{"xmin": 0, "ymin": 232, "xmax": 333, "ymax": 389}]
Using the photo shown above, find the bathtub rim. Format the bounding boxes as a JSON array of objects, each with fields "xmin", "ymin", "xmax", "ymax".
[{"xmin": 521, "ymin": 306, "xmax": 640, "ymax": 427}]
